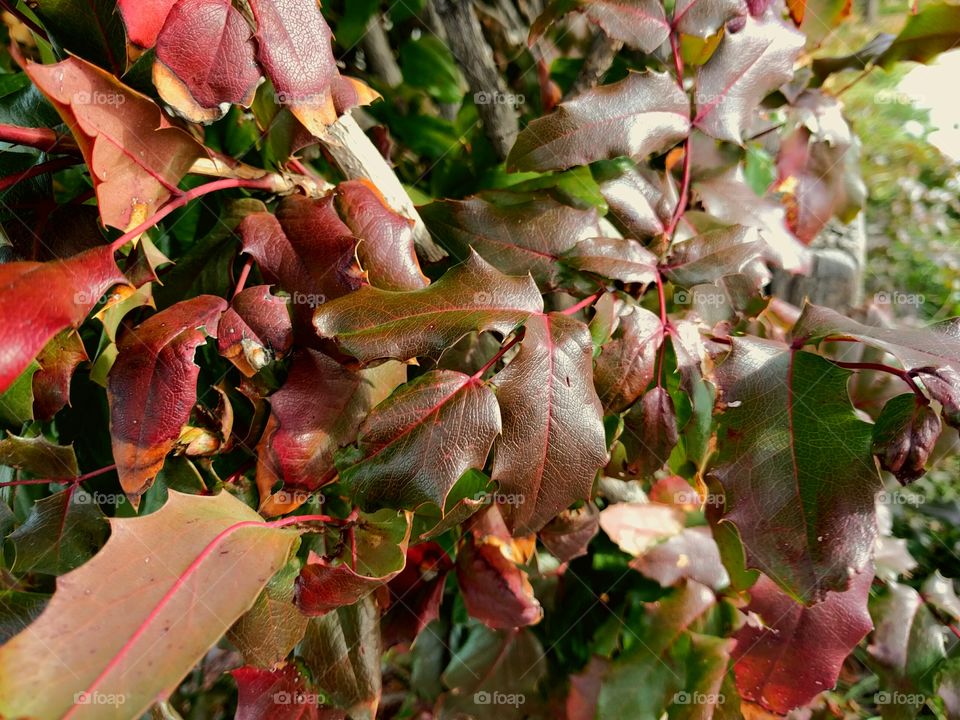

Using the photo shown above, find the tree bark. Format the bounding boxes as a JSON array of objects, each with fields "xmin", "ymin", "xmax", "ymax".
[
  {"xmin": 433, "ymin": 0, "xmax": 519, "ymax": 159},
  {"xmin": 361, "ymin": 15, "xmax": 403, "ymax": 88},
  {"xmin": 563, "ymin": 32, "xmax": 623, "ymax": 101}
]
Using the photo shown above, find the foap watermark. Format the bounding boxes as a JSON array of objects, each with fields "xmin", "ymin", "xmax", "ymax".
[
  {"xmin": 275, "ymin": 90, "xmax": 327, "ymax": 106},
  {"xmin": 74, "ymin": 691, "xmax": 127, "ymax": 707},
  {"xmin": 474, "ymin": 91, "xmax": 524, "ymax": 107},
  {"xmin": 673, "ymin": 489, "xmax": 724, "ymax": 508},
  {"xmin": 878, "ymin": 489, "xmax": 926, "ymax": 506},
  {"xmin": 875, "ymin": 291, "xmax": 925, "ymax": 307},
  {"xmin": 74, "ymin": 491, "xmax": 126, "ymax": 506},
  {"xmin": 873, "ymin": 89, "xmax": 923, "ymax": 106},
  {"xmin": 674, "ymin": 691, "xmax": 725, "ymax": 705},
  {"xmin": 273, "ymin": 690, "xmax": 329, "ymax": 706},
  {"xmin": 73, "ymin": 90, "xmax": 125, "ymax": 106},
  {"xmin": 474, "ymin": 490, "xmax": 525, "ymax": 507},
  {"xmin": 473, "ymin": 691, "xmax": 525, "ymax": 707},
  {"xmin": 875, "ymin": 691, "xmax": 925, "ymax": 705},
  {"xmin": 674, "ymin": 287, "xmax": 727, "ymax": 308},
  {"xmin": 73, "ymin": 289, "xmax": 122, "ymax": 307},
  {"xmin": 284, "ymin": 291, "xmax": 326, "ymax": 308}
]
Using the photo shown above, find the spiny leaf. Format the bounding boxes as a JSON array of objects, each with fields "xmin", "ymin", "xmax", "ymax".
[
  {"xmin": 217, "ymin": 285, "xmax": 293, "ymax": 377},
  {"xmin": 878, "ymin": 2, "xmax": 960, "ymax": 68},
  {"xmin": 107, "ymin": 295, "xmax": 226, "ymax": 504},
  {"xmin": 154, "ymin": 0, "xmax": 261, "ymax": 123},
  {"xmin": 25, "ymin": 55, "xmax": 203, "ymax": 231},
  {"xmin": 0, "ymin": 433, "xmax": 79, "ymax": 478},
  {"xmin": 0, "ymin": 246, "xmax": 126, "ymax": 394},
  {"xmin": 530, "ymin": 0, "xmax": 670, "ymax": 52},
  {"xmin": 674, "ymin": 0, "xmax": 747, "ymax": 38},
  {"xmin": 594, "ymin": 303, "xmax": 664, "ymax": 413},
  {"xmin": 733, "ymin": 570, "xmax": 873, "ymax": 713},
  {"xmin": 562, "ymin": 237, "xmax": 658, "ymax": 285},
  {"xmin": 337, "ymin": 370, "xmax": 502, "ymax": 511},
  {"xmin": 335, "ymin": 179, "xmax": 428, "ymax": 292},
  {"xmin": 0, "ymin": 491, "xmax": 300, "ymax": 720},
  {"xmin": 694, "ymin": 14, "xmax": 805, "ymax": 144},
  {"xmin": 314, "ymin": 251, "xmax": 543, "ymax": 363},
  {"xmin": 709, "ymin": 338, "xmax": 880, "ymax": 603},
  {"xmin": 491, "ymin": 312, "xmax": 607, "ymax": 535},
  {"xmin": 32, "ymin": 330, "xmax": 88, "ymax": 421},
  {"xmin": 419, "ymin": 193, "xmax": 602, "ymax": 287},
  {"xmin": 295, "ymin": 509, "xmax": 411, "ymax": 616},
  {"xmin": 508, "ymin": 71, "xmax": 690, "ymax": 172}
]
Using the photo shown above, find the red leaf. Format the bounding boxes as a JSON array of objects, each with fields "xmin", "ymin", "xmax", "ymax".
[
  {"xmin": 118, "ymin": 0, "xmax": 179, "ymax": 48},
  {"xmin": 335, "ymin": 180, "xmax": 428, "ymax": 291},
  {"xmin": 456, "ymin": 533, "xmax": 543, "ymax": 629},
  {"xmin": 233, "ymin": 665, "xmax": 333, "ymax": 720},
  {"xmin": 0, "ymin": 246, "xmax": 125, "ymax": 394},
  {"xmin": 107, "ymin": 296, "xmax": 226, "ymax": 504},
  {"xmin": 25, "ymin": 55, "xmax": 203, "ymax": 231},
  {"xmin": 538, "ymin": 503, "xmax": 600, "ymax": 563},
  {"xmin": 733, "ymin": 569, "xmax": 874, "ymax": 714},
  {"xmin": 154, "ymin": 0, "xmax": 261, "ymax": 123},
  {"xmin": 381, "ymin": 542, "xmax": 454, "ymax": 648},
  {"xmin": 247, "ymin": 0, "xmax": 377, "ymax": 136},
  {"xmin": 218, "ymin": 286, "xmax": 293, "ymax": 377}
]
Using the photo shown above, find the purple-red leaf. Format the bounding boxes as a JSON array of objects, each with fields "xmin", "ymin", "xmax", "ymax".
[
  {"xmin": 538, "ymin": 503, "xmax": 600, "ymax": 563},
  {"xmin": 622, "ymin": 386, "xmax": 680, "ymax": 478},
  {"xmin": 382, "ymin": 542, "xmax": 454, "ymax": 648},
  {"xmin": 508, "ymin": 71, "xmax": 690, "ymax": 172},
  {"xmin": 118, "ymin": 0, "xmax": 178, "ymax": 48},
  {"xmin": 0, "ymin": 246, "xmax": 126, "ymax": 394},
  {"xmin": 733, "ymin": 569, "xmax": 874, "ymax": 714},
  {"xmin": 107, "ymin": 296, "xmax": 226, "ymax": 504},
  {"xmin": 694, "ymin": 14, "xmax": 805, "ymax": 144},
  {"xmin": 456, "ymin": 533, "xmax": 543, "ymax": 629},
  {"xmin": 491, "ymin": 313, "xmax": 607, "ymax": 536},
  {"xmin": 32, "ymin": 331, "xmax": 88, "ymax": 421},
  {"xmin": 233, "ymin": 665, "xmax": 330, "ymax": 720},
  {"xmin": 335, "ymin": 179, "xmax": 428, "ymax": 292},
  {"xmin": 218, "ymin": 286, "xmax": 293, "ymax": 377},
  {"xmin": 873, "ymin": 394, "xmax": 942, "ymax": 484},
  {"xmin": 154, "ymin": 0, "xmax": 261, "ymax": 123},
  {"xmin": 594, "ymin": 304, "xmax": 664, "ymax": 413},
  {"xmin": 562, "ymin": 237, "xmax": 659, "ymax": 285}
]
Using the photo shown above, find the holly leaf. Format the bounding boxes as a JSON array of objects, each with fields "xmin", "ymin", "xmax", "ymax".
[
  {"xmin": 531, "ymin": 0, "xmax": 670, "ymax": 52},
  {"xmin": 508, "ymin": 71, "xmax": 690, "ymax": 172},
  {"xmin": 337, "ymin": 370, "xmax": 501, "ymax": 512},
  {"xmin": 878, "ymin": 3, "xmax": 960, "ymax": 68},
  {"xmin": 154, "ymin": 0, "xmax": 261, "ymax": 123},
  {"xmin": 622, "ymin": 386, "xmax": 680, "ymax": 478},
  {"xmin": 117, "ymin": 0, "xmax": 179, "ymax": 48},
  {"xmin": 0, "ymin": 433, "xmax": 79, "ymax": 478},
  {"xmin": 382, "ymin": 542, "xmax": 454, "ymax": 648},
  {"xmin": 455, "ymin": 532, "xmax": 543, "ymax": 629},
  {"xmin": 793, "ymin": 303, "xmax": 960, "ymax": 428},
  {"xmin": 299, "ymin": 594, "xmax": 382, "ymax": 719},
  {"xmin": 597, "ymin": 162, "xmax": 671, "ymax": 238},
  {"xmin": 7, "ymin": 488, "xmax": 108, "ymax": 575},
  {"xmin": 0, "ymin": 246, "xmax": 126, "ymax": 394},
  {"xmin": 491, "ymin": 313, "xmax": 607, "ymax": 535},
  {"xmin": 314, "ymin": 251, "xmax": 543, "ymax": 363},
  {"xmin": 335, "ymin": 180, "xmax": 428, "ymax": 292},
  {"xmin": 709, "ymin": 337, "xmax": 880, "ymax": 603},
  {"xmin": 107, "ymin": 296, "xmax": 226, "ymax": 505},
  {"xmin": 664, "ymin": 225, "xmax": 769, "ymax": 289},
  {"xmin": 674, "ymin": 0, "xmax": 747, "ymax": 38},
  {"xmin": 239, "ymin": 197, "xmax": 365, "ymax": 341},
  {"xmin": 0, "ymin": 491, "xmax": 299, "ymax": 720},
  {"xmin": 25, "ymin": 56, "xmax": 203, "ymax": 231},
  {"xmin": 694, "ymin": 14, "xmax": 805, "ymax": 144},
  {"xmin": 594, "ymin": 304, "xmax": 664, "ymax": 412},
  {"xmin": 218, "ymin": 285, "xmax": 294, "ymax": 377},
  {"xmin": 32, "ymin": 330, "xmax": 88, "ymax": 421},
  {"xmin": 562, "ymin": 237, "xmax": 658, "ymax": 285},
  {"xmin": 247, "ymin": 0, "xmax": 377, "ymax": 137},
  {"xmin": 227, "ymin": 558, "xmax": 309, "ymax": 670},
  {"xmin": 733, "ymin": 569, "xmax": 874, "ymax": 714},
  {"xmin": 295, "ymin": 509, "xmax": 411, "ymax": 616},
  {"xmin": 419, "ymin": 194, "xmax": 602, "ymax": 287},
  {"xmin": 32, "ymin": 0, "xmax": 126, "ymax": 75}
]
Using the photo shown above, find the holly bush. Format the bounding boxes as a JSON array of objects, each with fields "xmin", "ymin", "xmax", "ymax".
[{"xmin": 0, "ymin": 0, "xmax": 958, "ymax": 718}]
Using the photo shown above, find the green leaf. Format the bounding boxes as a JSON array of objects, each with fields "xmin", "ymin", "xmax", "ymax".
[
  {"xmin": 0, "ymin": 590, "xmax": 48, "ymax": 645},
  {"xmin": 508, "ymin": 71, "xmax": 690, "ymax": 172},
  {"xmin": 878, "ymin": 3, "xmax": 960, "ymax": 68},
  {"xmin": 32, "ymin": 0, "xmax": 127, "ymax": 76},
  {"xmin": 314, "ymin": 251, "xmax": 543, "ymax": 363},
  {"xmin": 0, "ymin": 491, "xmax": 299, "ymax": 720},
  {"xmin": 709, "ymin": 338, "xmax": 880, "ymax": 603},
  {"xmin": 400, "ymin": 35, "xmax": 465, "ymax": 104},
  {"xmin": 0, "ymin": 361, "xmax": 40, "ymax": 427},
  {"xmin": 0, "ymin": 434, "xmax": 79, "ymax": 478},
  {"xmin": 299, "ymin": 595, "xmax": 382, "ymax": 719},
  {"xmin": 7, "ymin": 488, "xmax": 108, "ymax": 575},
  {"xmin": 338, "ymin": 370, "xmax": 501, "ymax": 511}
]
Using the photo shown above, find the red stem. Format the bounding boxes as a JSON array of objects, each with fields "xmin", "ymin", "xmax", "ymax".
[
  {"xmin": 109, "ymin": 177, "xmax": 276, "ymax": 252},
  {"xmin": 0, "ymin": 156, "xmax": 82, "ymax": 192},
  {"xmin": 827, "ymin": 359, "xmax": 927, "ymax": 401},
  {"xmin": 472, "ymin": 327, "xmax": 527, "ymax": 381},
  {"xmin": 0, "ymin": 123, "xmax": 79, "ymax": 154},
  {"xmin": 233, "ymin": 256, "xmax": 254, "ymax": 299},
  {"xmin": 0, "ymin": 463, "xmax": 116, "ymax": 489},
  {"xmin": 561, "ymin": 292, "xmax": 601, "ymax": 316}
]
